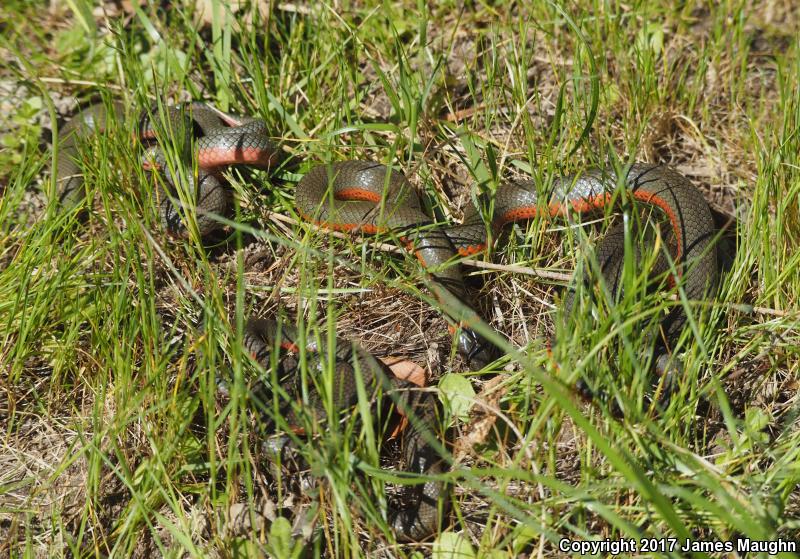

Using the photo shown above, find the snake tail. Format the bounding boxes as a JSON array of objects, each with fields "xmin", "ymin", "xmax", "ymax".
[{"xmin": 242, "ymin": 317, "xmax": 448, "ymax": 541}]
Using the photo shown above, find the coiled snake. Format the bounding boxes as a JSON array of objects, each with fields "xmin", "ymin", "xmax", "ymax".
[{"xmin": 52, "ymin": 101, "xmax": 719, "ymax": 541}]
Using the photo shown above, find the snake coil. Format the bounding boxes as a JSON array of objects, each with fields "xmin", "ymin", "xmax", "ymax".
[{"xmin": 52, "ymin": 101, "xmax": 719, "ymax": 542}]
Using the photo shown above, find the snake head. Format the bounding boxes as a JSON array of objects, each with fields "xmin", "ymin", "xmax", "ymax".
[{"xmin": 457, "ymin": 328, "xmax": 501, "ymax": 369}]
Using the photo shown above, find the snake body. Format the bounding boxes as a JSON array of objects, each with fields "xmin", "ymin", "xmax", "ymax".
[
  {"xmin": 296, "ymin": 161, "xmax": 718, "ymax": 361},
  {"xmin": 242, "ymin": 318, "xmax": 446, "ymax": 541},
  {"xmin": 54, "ymin": 101, "xmax": 278, "ymax": 236}
]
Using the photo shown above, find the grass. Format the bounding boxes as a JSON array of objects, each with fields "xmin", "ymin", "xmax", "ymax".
[{"xmin": 1, "ymin": 0, "xmax": 799, "ymax": 557}]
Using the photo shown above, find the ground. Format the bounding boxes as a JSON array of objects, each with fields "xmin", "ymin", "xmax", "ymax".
[{"xmin": 1, "ymin": 1, "xmax": 799, "ymax": 557}]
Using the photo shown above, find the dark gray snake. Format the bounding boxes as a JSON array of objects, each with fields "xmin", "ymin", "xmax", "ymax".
[
  {"xmin": 53, "ymin": 101, "xmax": 720, "ymax": 541},
  {"xmin": 242, "ymin": 318, "xmax": 447, "ymax": 541},
  {"xmin": 54, "ymin": 101, "xmax": 278, "ymax": 237}
]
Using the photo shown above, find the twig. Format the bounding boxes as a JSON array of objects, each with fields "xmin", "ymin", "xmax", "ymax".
[
  {"xmin": 265, "ymin": 210, "xmax": 569, "ymax": 281},
  {"xmin": 266, "ymin": 212, "xmax": 795, "ymax": 320}
]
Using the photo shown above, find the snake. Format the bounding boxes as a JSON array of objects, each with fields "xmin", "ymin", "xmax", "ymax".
[
  {"xmin": 53, "ymin": 101, "xmax": 278, "ymax": 237},
  {"xmin": 52, "ymin": 103, "xmax": 719, "ymax": 541},
  {"xmin": 242, "ymin": 318, "xmax": 447, "ymax": 542}
]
